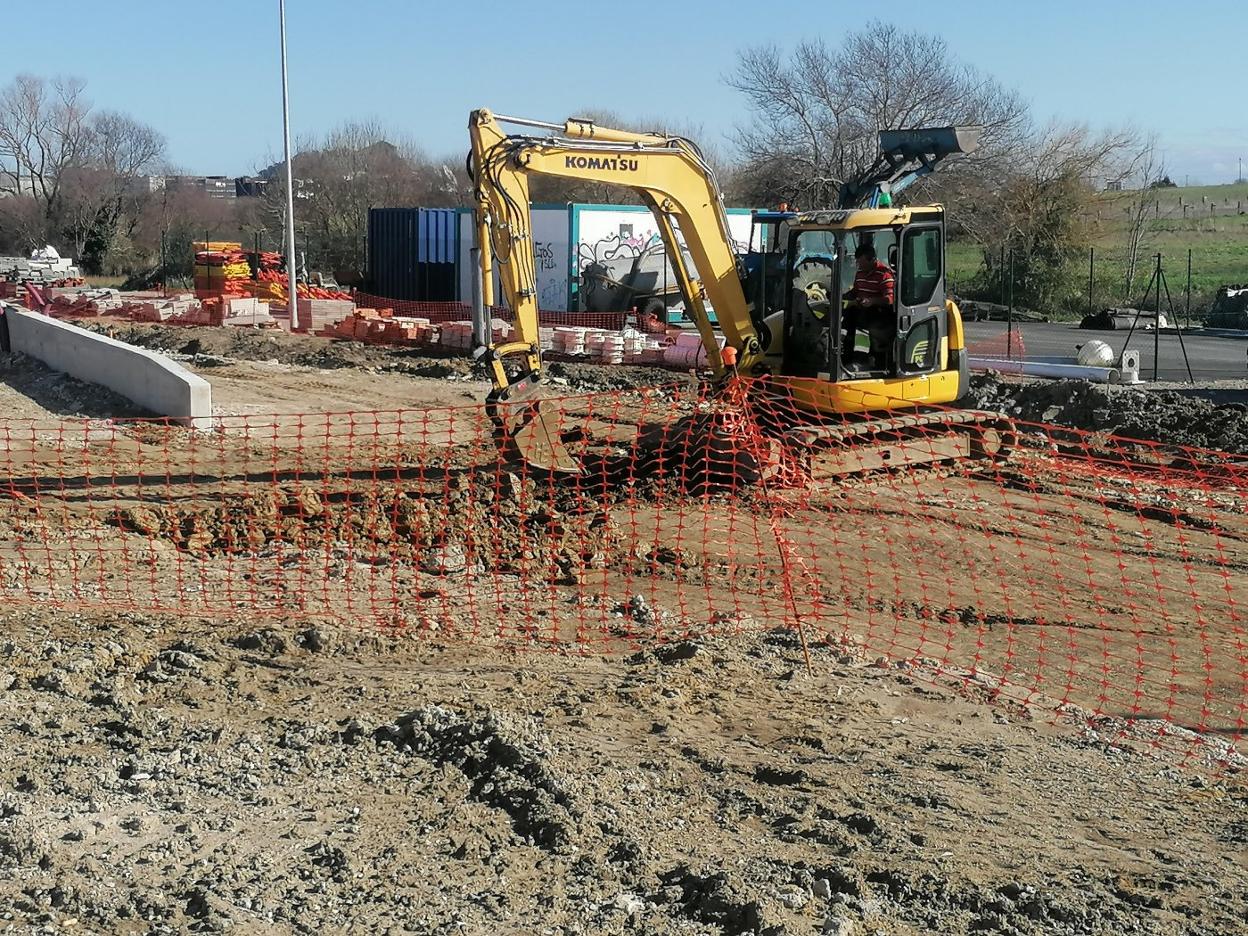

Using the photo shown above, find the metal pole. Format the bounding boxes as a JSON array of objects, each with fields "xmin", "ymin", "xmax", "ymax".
[
  {"xmin": 999, "ymin": 244, "xmax": 1005, "ymax": 305},
  {"xmin": 1006, "ymin": 247, "xmax": 1014, "ymax": 360},
  {"xmin": 1153, "ymin": 253, "xmax": 1161, "ymax": 381},
  {"xmin": 1087, "ymin": 246, "xmax": 1094, "ymax": 319},
  {"xmin": 469, "ymin": 245, "xmax": 487, "ymax": 356},
  {"xmin": 279, "ymin": 0, "xmax": 301, "ymax": 330},
  {"xmin": 1185, "ymin": 249, "xmax": 1192, "ymax": 329}
]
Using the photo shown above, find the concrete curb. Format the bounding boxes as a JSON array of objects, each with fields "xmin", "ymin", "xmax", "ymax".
[{"xmin": 1, "ymin": 303, "xmax": 212, "ymax": 427}]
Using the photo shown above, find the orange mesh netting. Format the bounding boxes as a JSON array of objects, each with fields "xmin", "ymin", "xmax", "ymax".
[{"xmin": 1, "ymin": 380, "xmax": 1243, "ymax": 767}]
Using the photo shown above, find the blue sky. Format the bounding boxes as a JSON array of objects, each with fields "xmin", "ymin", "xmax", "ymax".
[{"xmin": 5, "ymin": 0, "xmax": 1244, "ymax": 183}]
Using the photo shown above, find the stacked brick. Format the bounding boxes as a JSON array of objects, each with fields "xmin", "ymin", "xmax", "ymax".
[
  {"xmin": 27, "ymin": 288, "xmax": 273, "ymax": 328},
  {"xmin": 316, "ymin": 308, "xmax": 705, "ymax": 367},
  {"xmin": 193, "ymin": 242, "xmax": 251, "ymax": 299}
]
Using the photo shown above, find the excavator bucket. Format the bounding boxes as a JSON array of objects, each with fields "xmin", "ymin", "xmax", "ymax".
[{"xmin": 487, "ymin": 381, "xmax": 581, "ymax": 475}]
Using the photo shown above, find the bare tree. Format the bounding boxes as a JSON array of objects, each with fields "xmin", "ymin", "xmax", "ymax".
[
  {"xmin": 59, "ymin": 110, "xmax": 166, "ymax": 267},
  {"xmin": 0, "ymin": 75, "xmax": 91, "ymax": 220},
  {"xmin": 727, "ymin": 23, "xmax": 1030, "ymax": 208},
  {"xmin": 1118, "ymin": 140, "xmax": 1162, "ymax": 302},
  {"xmin": 0, "ymin": 194, "xmax": 52, "ymax": 253},
  {"xmin": 955, "ymin": 122, "xmax": 1141, "ymax": 309},
  {"xmin": 258, "ymin": 120, "xmax": 447, "ymax": 275},
  {"xmin": 0, "ymin": 75, "xmax": 165, "ymax": 270},
  {"xmin": 131, "ymin": 183, "xmax": 244, "ymax": 283}
]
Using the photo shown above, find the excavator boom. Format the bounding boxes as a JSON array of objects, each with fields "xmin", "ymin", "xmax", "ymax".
[{"xmin": 468, "ymin": 109, "xmax": 762, "ymax": 472}]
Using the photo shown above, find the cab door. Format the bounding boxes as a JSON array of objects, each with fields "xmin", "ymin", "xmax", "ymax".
[{"xmin": 893, "ymin": 224, "xmax": 946, "ymax": 399}]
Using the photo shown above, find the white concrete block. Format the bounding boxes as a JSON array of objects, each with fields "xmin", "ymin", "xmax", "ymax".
[{"xmin": 2, "ymin": 303, "xmax": 212, "ymax": 427}]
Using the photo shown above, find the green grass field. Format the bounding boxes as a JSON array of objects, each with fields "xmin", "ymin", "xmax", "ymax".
[{"xmin": 948, "ymin": 181, "xmax": 1248, "ymax": 318}]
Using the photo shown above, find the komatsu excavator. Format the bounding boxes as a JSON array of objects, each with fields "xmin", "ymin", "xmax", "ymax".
[{"xmin": 467, "ymin": 108, "xmax": 1014, "ymax": 480}]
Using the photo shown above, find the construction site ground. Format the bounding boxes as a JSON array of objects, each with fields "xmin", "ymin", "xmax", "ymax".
[
  {"xmin": 2, "ymin": 325, "xmax": 1247, "ymax": 934},
  {"xmin": 2, "ymin": 609, "xmax": 1246, "ymax": 935}
]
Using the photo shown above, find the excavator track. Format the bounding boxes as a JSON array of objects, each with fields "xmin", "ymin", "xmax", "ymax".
[{"xmin": 778, "ymin": 409, "xmax": 1018, "ymax": 481}]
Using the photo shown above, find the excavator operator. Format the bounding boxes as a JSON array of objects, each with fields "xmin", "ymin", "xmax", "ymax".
[{"xmin": 842, "ymin": 242, "xmax": 895, "ymax": 370}]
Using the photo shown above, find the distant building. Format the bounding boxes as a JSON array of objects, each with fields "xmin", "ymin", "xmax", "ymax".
[
  {"xmin": 127, "ymin": 175, "xmax": 167, "ymax": 195},
  {"xmin": 166, "ymin": 175, "xmax": 236, "ymax": 199},
  {"xmin": 235, "ymin": 176, "xmax": 270, "ymax": 198},
  {"xmin": 0, "ymin": 175, "xmax": 40, "ymax": 198},
  {"xmin": 1104, "ymin": 179, "xmax": 1123, "ymax": 192}
]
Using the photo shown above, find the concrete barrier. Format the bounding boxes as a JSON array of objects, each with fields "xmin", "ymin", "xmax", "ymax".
[{"xmin": 1, "ymin": 303, "xmax": 212, "ymax": 426}]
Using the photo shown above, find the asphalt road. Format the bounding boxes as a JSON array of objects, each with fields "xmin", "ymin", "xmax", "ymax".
[{"xmin": 963, "ymin": 321, "xmax": 1248, "ymax": 383}]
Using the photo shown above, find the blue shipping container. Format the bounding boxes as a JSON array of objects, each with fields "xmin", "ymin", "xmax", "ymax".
[{"xmin": 367, "ymin": 207, "xmax": 459, "ymax": 301}]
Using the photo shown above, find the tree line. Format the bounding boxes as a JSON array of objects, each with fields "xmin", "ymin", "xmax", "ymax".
[{"xmin": 1, "ymin": 23, "xmax": 1162, "ymax": 310}]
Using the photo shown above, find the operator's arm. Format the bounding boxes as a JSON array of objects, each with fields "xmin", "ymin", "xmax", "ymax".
[{"xmin": 878, "ymin": 265, "xmax": 895, "ymax": 306}]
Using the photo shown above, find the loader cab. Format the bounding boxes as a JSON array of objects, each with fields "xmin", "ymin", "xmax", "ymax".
[{"xmin": 779, "ymin": 208, "xmax": 949, "ymax": 390}]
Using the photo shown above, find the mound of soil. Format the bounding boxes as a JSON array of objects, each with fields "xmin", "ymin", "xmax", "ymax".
[
  {"xmin": 965, "ymin": 373, "xmax": 1248, "ymax": 453},
  {"xmin": 109, "ymin": 475, "xmax": 619, "ymax": 582}
]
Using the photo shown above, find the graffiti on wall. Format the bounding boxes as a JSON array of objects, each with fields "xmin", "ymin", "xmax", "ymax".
[
  {"xmin": 575, "ymin": 228, "xmax": 664, "ymax": 274},
  {"xmin": 576, "ymin": 225, "xmax": 750, "ymax": 275},
  {"xmin": 574, "ymin": 222, "xmax": 754, "ymax": 311},
  {"xmin": 534, "ymin": 241, "xmax": 557, "ymax": 271},
  {"xmin": 532, "ymin": 240, "xmax": 568, "ymax": 310}
]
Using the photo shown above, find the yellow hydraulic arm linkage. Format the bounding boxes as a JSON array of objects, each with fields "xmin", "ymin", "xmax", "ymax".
[{"xmin": 467, "ymin": 108, "xmax": 761, "ymax": 472}]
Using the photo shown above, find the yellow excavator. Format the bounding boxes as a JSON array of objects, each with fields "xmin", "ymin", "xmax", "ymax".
[{"xmin": 467, "ymin": 108, "xmax": 1014, "ymax": 480}]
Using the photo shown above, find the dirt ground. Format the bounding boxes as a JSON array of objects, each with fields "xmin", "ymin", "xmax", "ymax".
[
  {"xmin": 0, "ymin": 323, "xmax": 687, "ymax": 422},
  {"xmin": 2, "ymin": 325, "xmax": 1247, "ymax": 934},
  {"xmin": 1, "ymin": 608, "xmax": 1245, "ymax": 935}
]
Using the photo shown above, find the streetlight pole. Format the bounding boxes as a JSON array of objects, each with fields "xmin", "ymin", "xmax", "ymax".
[{"xmin": 279, "ymin": 0, "xmax": 301, "ymax": 330}]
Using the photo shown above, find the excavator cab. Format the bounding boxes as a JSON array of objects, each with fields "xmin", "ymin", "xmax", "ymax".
[
  {"xmin": 759, "ymin": 126, "xmax": 981, "ymax": 415},
  {"xmin": 778, "ymin": 211, "xmax": 948, "ymax": 383},
  {"xmin": 741, "ymin": 209, "xmax": 797, "ymax": 327}
]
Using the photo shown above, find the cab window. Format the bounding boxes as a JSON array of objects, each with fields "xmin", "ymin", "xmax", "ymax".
[
  {"xmin": 840, "ymin": 229, "xmax": 898, "ymax": 294},
  {"xmin": 900, "ymin": 227, "xmax": 942, "ymax": 306},
  {"xmin": 789, "ymin": 230, "xmax": 839, "ymax": 320}
]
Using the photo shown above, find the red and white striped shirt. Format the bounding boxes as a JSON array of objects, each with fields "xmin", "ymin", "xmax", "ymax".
[{"xmin": 852, "ymin": 260, "xmax": 895, "ymax": 305}]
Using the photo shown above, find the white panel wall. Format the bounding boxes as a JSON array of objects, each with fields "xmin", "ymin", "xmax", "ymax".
[
  {"xmin": 530, "ymin": 208, "xmax": 571, "ymax": 312},
  {"xmin": 572, "ymin": 206, "xmax": 756, "ymax": 312},
  {"xmin": 457, "ymin": 207, "xmax": 569, "ymax": 311},
  {"xmin": 458, "ymin": 205, "xmax": 759, "ymax": 312}
]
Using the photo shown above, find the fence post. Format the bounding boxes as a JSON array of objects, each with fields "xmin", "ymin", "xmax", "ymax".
[
  {"xmin": 999, "ymin": 244, "xmax": 1006, "ymax": 305},
  {"xmin": 1088, "ymin": 246, "xmax": 1094, "ymax": 319},
  {"xmin": 1007, "ymin": 247, "xmax": 1015, "ymax": 360},
  {"xmin": 1153, "ymin": 252, "xmax": 1161, "ymax": 381},
  {"xmin": 1186, "ymin": 249, "xmax": 1192, "ymax": 328}
]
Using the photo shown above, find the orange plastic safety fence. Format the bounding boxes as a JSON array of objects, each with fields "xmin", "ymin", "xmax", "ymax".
[{"xmin": 0, "ymin": 381, "xmax": 1243, "ymax": 768}]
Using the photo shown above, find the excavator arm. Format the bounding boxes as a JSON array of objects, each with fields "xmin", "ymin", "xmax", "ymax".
[{"xmin": 467, "ymin": 109, "xmax": 759, "ymax": 471}]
